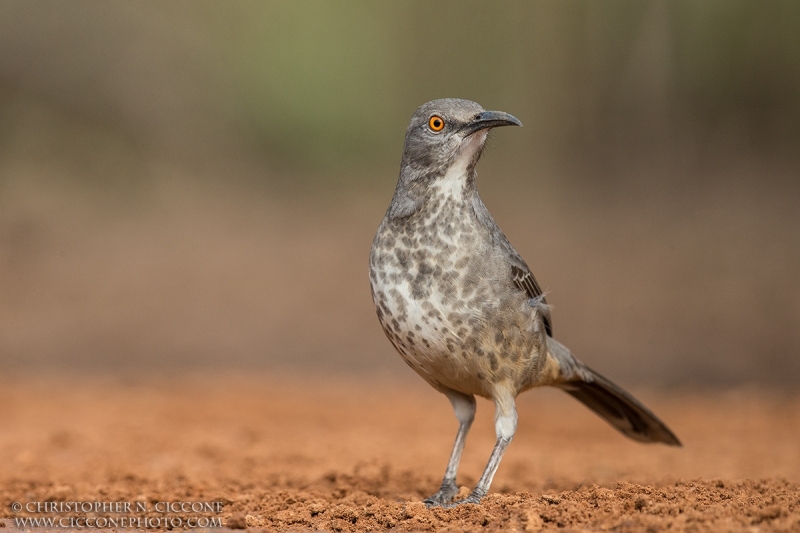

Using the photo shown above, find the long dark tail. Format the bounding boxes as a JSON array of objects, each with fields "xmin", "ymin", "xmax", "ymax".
[{"xmin": 547, "ymin": 339, "xmax": 681, "ymax": 446}]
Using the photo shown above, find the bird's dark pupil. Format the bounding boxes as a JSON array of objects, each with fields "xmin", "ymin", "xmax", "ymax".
[{"xmin": 434, "ymin": 119, "xmax": 441, "ymax": 127}]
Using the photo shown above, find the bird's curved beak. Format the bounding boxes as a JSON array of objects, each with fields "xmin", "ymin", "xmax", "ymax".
[{"xmin": 460, "ymin": 110, "xmax": 522, "ymax": 137}]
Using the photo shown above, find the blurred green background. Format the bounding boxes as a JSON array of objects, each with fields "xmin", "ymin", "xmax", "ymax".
[{"xmin": 1, "ymin": 0, "xmax": 798, "ymax": 388}]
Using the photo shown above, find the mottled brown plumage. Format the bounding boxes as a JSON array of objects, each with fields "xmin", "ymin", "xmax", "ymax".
[{"xmin": 369, "ymin": 99, "xmax": 679, "ymax": 507}]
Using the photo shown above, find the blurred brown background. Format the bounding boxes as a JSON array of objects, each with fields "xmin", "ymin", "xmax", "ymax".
[{"xmin": 1, "ymin": 0, "xmax": 798, "ymax": 388}]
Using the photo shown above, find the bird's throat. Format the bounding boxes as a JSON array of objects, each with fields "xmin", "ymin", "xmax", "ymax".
[{"xmin": 431, "ymin": 131, "xmax": 486, "ymax": 202}]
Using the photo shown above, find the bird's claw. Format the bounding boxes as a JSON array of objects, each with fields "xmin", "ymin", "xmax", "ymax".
[
  {"xmin": 423, "ymin": 481, "xmax": 458, "ymax": 508},
  {"xmin": 442, "ymin": 489, "xmax": 485, "ymax": 508}
]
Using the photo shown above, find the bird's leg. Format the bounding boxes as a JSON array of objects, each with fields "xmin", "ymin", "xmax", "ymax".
[
  {"xmin": 447, "ymin": 394, "xmax": 517, "ymax": 506},
  {"xmin": 423, "ymin": 391, "xmax": 476, "ymax": 507}
]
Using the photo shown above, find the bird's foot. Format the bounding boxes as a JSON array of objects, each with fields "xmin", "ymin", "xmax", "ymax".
[
  {"xmin": 443, "ymin": 488, "xmax": 485, "ymax": 507},
  {"xmin": 423, "ymin": 481, "xmax": 458, "ymax": 508}
]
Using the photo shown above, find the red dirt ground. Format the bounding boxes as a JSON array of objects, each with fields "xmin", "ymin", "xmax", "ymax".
[{"xmin": 1, "ymin": 375, "xmax": 799, "ymax": 532}]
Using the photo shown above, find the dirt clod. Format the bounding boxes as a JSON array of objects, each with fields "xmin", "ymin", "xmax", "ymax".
[{"xmin": 226, "ymin": 513, "xmax": 247, "ymax": 529}]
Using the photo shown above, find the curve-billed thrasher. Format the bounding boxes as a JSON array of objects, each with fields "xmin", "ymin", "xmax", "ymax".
[{"xmin": 369, "ymin": 98, "xmax": 680, "ymax": 507}]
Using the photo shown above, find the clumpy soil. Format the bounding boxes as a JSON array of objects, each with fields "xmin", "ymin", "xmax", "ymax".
[
  {"xmin": 1, "ymin": 375, "xmax": 798, "ymax": 532},
  {"xmin": 241, "ymin": 478, "xmax": 798, "ymax": 532}
]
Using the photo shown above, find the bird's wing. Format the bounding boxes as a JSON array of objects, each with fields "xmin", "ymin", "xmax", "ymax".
[
  {"xmin": 472, "ymin": 194, "xmax": 553, "ymax": 336},
  {"xmin": 498, "ymin": 236, "xmax": 553, "ymax": 337},
  {"xmin": 510, "ymin": 263, "xmax": 552, "ymax": 337}
]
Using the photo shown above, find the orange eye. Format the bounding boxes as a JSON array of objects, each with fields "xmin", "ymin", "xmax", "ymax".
[{"xmin": 428, "ymin": 115, "xmax": 445, "ymax": 132}]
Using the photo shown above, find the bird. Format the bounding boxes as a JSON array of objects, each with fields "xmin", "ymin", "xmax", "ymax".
[{"xmin": 368, "ymin": 98, "xmax": 680, "ymax": 508}]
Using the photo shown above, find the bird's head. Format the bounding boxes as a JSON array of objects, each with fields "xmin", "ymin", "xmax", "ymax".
[{"xmin": 399, "ymin": 98, "xmax": 522, "ymax": 180}]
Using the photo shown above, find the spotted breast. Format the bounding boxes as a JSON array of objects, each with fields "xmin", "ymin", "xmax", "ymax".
[{"xmin": 369, "ymin": 134, "xmax": 547, "ymax": 399}]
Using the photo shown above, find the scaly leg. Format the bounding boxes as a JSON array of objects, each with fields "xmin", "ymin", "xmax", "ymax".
[
  {"xmin": 424, "ymin": 391, "xmax": 476, "ymax": 507},
  {"xmin": 447, "ymin": 394, "xmax": 518, "ymax": 506}
]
